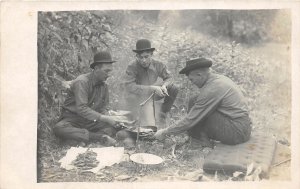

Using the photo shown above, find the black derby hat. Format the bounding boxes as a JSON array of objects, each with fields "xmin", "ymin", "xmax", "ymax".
[
  {"xmin": 90, "ymin": 51, "xmax": 116, "ymax": 69},
  {"xmin": 132, "ymin": 39, "xmax": 155, "ymax": 53},
  {"xmin": 179, "ymin": 58, "xmax": 212, "ymax": 75}
]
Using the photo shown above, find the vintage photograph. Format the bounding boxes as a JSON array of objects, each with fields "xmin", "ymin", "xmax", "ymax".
[{"xmin": 37, "ymin": 9, "xmax": 291, "ymax": 182}]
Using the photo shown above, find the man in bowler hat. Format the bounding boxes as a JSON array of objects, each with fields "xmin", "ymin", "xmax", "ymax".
[
  {"xmin": 53, "ymin": 51, "xmax": 129, "ymax": 146},
  {"xmin": 122, "ymin": 39, "xmax": 179, "ymax": 126},
  {"xmin": 153, "ymin": 58, "xmax": 252, "ymax": 147}
]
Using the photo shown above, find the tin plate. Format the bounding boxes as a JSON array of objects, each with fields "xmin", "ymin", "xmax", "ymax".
[{"xmin": 130, "ymin": 153, "xmax": 164, "ymax": 165}]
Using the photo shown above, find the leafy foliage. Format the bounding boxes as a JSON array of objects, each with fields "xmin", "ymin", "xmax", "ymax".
[{"xmin": 38, "ymin": 11, "xmax": 117, "ymax": 130}]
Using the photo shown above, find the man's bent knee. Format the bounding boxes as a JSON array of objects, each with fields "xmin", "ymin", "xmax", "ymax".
[
  {"xmin": 222, "ymin": 129, "xmax": 251, "ymax": 145},
  {"xmin": 53, "ymin": 120, "xmax": 89, "ymax": 142},
  {"xmin": 167, "ymin": 83, "xmax": 179, "ymax": 96}
]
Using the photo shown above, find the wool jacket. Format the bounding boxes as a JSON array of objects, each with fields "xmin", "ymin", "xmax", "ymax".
[
  {"xmin": 165, "ymin": 73, "xmax": 250, "ymax": 134},
  {"xmin": 62, "ymin": 73, "xmax": 109, "ymax": 122},
  {"xmin": 122, "ymin": 59, "xmax": 173, "ymax": 95}
]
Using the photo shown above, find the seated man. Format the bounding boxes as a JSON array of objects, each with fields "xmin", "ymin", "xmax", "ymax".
[
  {"xmin": 53, "ymin": 51, "xmax": 129, "ymax": 146},
  {"xmin": 154, "ymin": 58, "xmax": 252, "ymax": 147},
  {"xmin": 122, "ymin": 39, "xmax": 178, "ymax": 126}
]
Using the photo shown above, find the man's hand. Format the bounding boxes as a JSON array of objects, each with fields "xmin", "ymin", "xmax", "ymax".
[
  {"xmin": 151, "ymin": 86, "xmax": 165, "ymax": 97},
  {"xmin": 101, "ymin": 115, "xmax": 129, "ymax": 126},
  {"xmin": 161, "ymin": 85, "xmax": 169, "ymax": 96},
  {"xmin": 153, "ymin": 128, "xmax": 168, "ymax": 141}
]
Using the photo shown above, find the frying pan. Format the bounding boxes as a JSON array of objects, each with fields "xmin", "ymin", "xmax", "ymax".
[{"xmin": 126, "ymin": 126, "xmax": 157, "ymax": 137}]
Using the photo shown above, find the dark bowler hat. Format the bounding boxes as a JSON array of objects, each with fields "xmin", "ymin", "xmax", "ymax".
[
  {"xmin": 179, "ymin": 58, "xmax": 212, "ymax": 75},
  {"xmin": 132, "ymin": 39, "xmax": 155, "ymax": 53},
  {"xmin": 90, "ymin": 51, "xmax": 116, "ymax": 69}
]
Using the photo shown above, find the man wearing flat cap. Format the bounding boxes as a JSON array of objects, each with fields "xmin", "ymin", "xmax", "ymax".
[
  {"xmin": 154, "ymin": 58, "xmax": 252, "ymax": 147},
  {"xmin": 122, "ymin": 39, "xmax": 179, "ymax": 126},
  {"xmin": 53, "ymin": 51, "xmax": 129, "ymax": 146}
]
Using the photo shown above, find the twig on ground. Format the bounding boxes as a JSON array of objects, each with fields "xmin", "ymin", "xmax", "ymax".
[
  {"xmin": 272, "ymin": 158, "xmax": 291, "ymax": 167},
  {"xmin": 171, "ymin": 144, "xmax": 177, "ymax": 158}
]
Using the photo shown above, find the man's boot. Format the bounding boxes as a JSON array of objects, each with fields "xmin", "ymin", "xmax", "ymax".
[
  {"xmin": 116, "ymin": 130, "xmax": 136, "ymax": 149},
  {"xmin": 190, "ymin": 132, "xmax": 214, "ymax": 149},
  {"xmin": 63, "ymin": 139, "xmax": 86, "ymax": 147},
  {"xmin": 198, "ymin": 132, "xmax": 214, "ymax": 148},
  {"xmin": 89, "ymin": 132, "xmax": 117, "ymax": 146}
]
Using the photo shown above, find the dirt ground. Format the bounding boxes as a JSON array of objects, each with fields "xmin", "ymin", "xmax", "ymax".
[{"xmin": 38, "ymin": 134, "xmax": 290, "ymax": 182}]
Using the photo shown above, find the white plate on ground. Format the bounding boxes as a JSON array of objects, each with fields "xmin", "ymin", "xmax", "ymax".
[{"xmin": 130, "ymin": 153, "xmax": 164, "ymax": 165}]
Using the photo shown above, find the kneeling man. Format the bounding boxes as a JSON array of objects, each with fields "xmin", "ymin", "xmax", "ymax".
[{"xmin": 154, "ymin": 58, "xmax": 252, "ymax": 147}]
